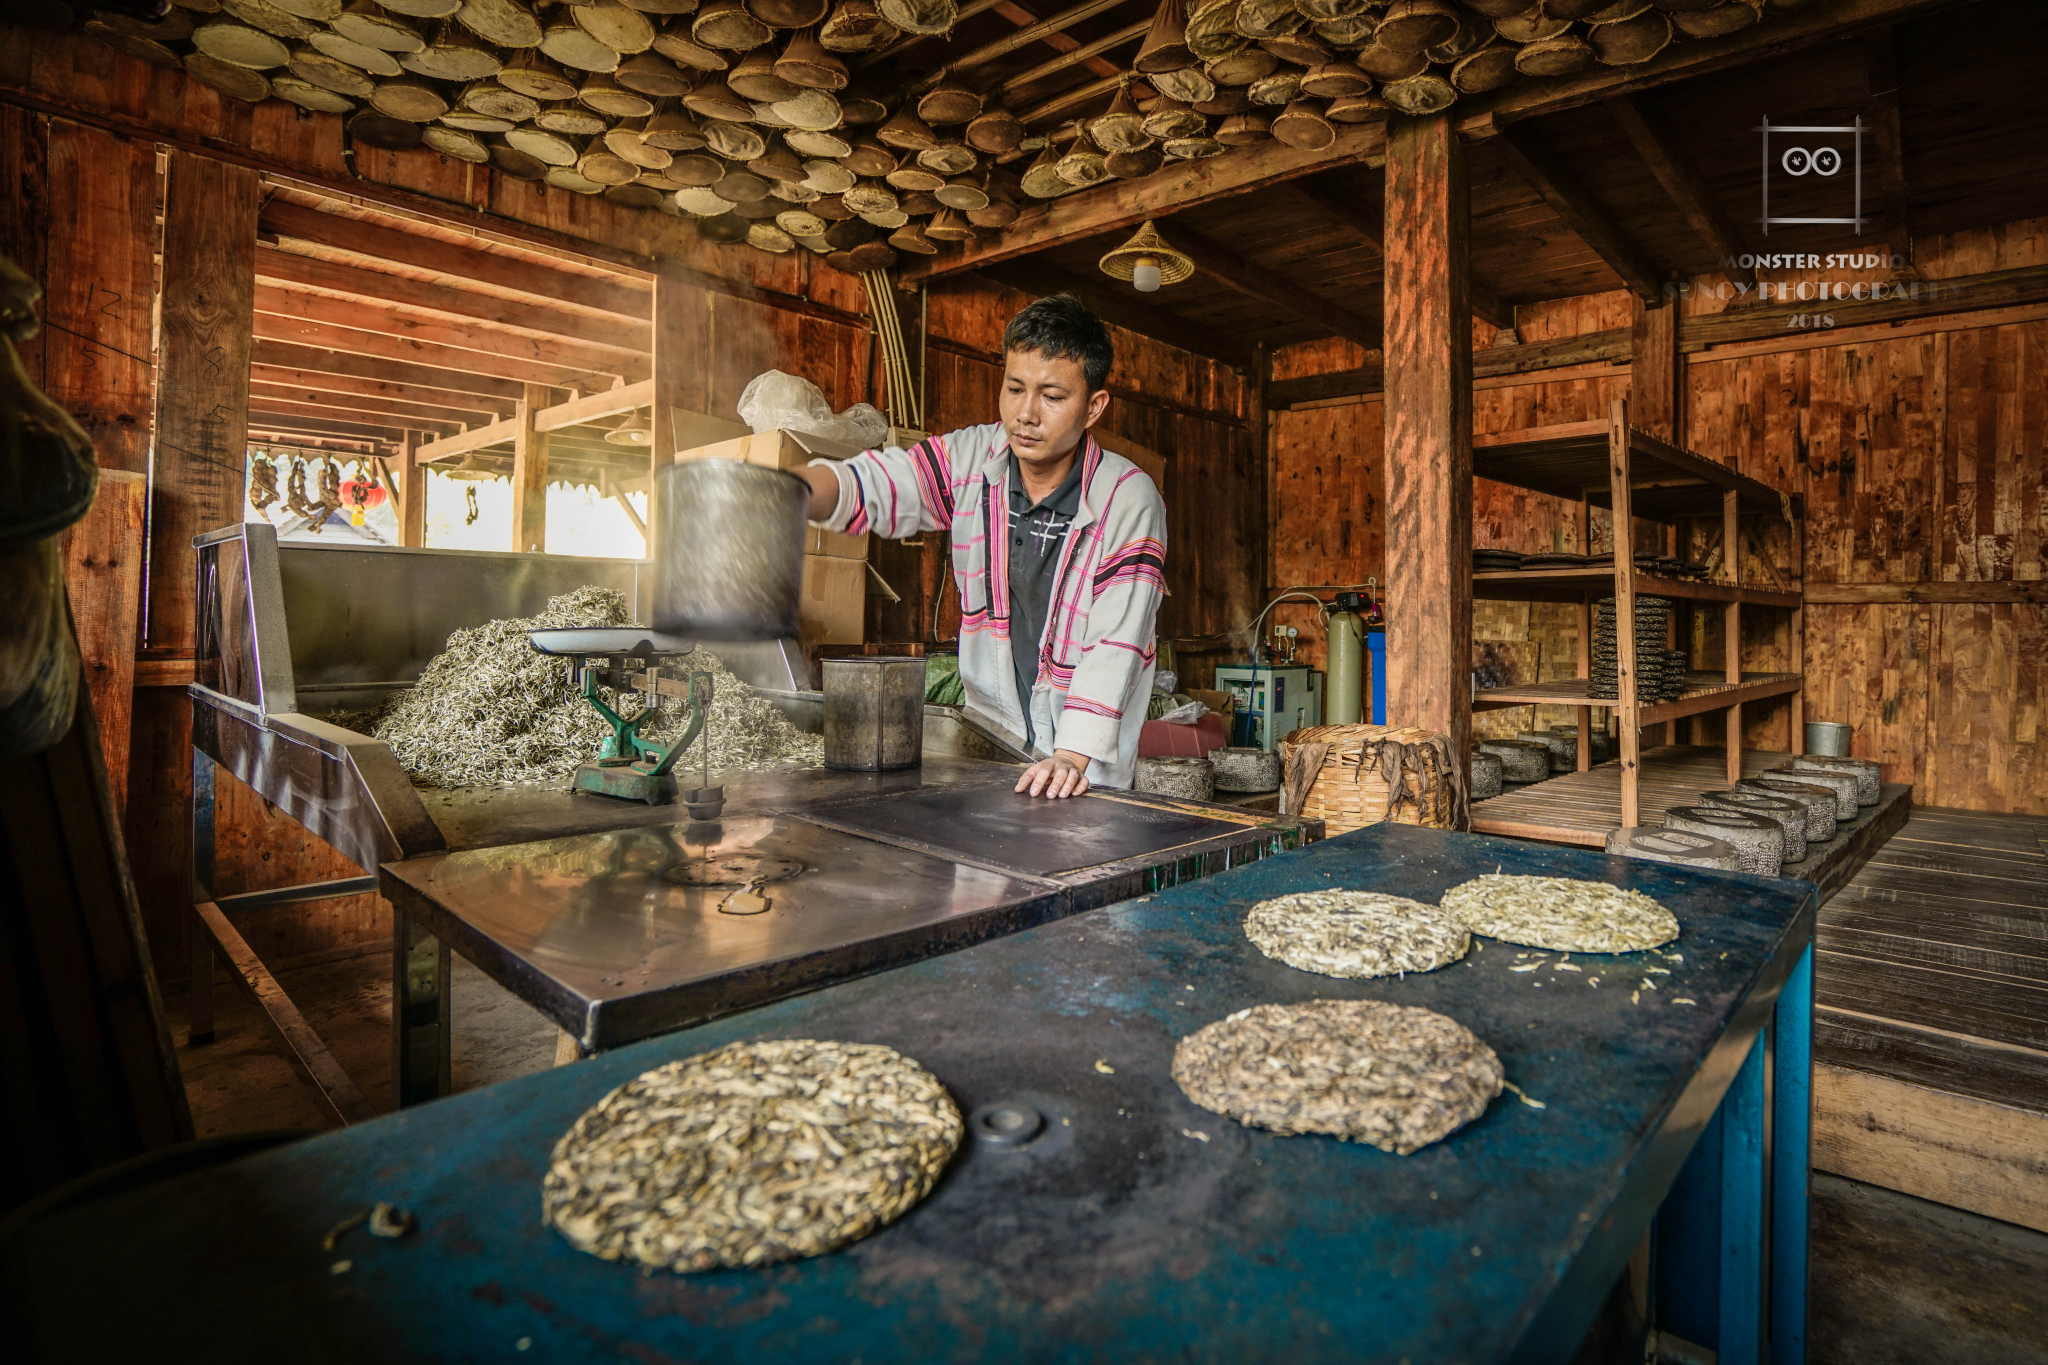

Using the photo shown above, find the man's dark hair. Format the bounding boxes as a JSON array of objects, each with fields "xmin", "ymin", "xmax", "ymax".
[{"xmin": 1002, "ymin": 294, "xmax": 1114, "ymax": 392}]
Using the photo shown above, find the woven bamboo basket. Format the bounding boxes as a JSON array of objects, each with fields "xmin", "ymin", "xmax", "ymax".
[{"xmin": 1278, "ymin": 724, "xmax": 1463, "ymax": 834}]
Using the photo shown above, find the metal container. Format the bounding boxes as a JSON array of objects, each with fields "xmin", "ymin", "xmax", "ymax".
[
  {"xmin": 1803, "ymin": 720, "xmax": 1854, "ymax": 757},
  {"xmin": 1325, "ymin": 594, "xmax": 1366, "ymax": 725},
  {"xmin": 653, "ymin": 459, "xmax": 808, "ymax": 640},
  {"xmin": 822, "ymin": 656, "xmax": 926, "ymax": 771}
]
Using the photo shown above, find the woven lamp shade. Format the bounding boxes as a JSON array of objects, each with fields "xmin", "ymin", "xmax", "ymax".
[{"xmin": 1098, "ymin": 220, "xmax": 1194, "ymax": 286}]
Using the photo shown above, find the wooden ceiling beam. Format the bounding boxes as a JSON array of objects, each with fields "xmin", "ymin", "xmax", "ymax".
[
  {"xmin": 251, "ymin": 339, "xmax": 525, "ymax": 401},
  {"xmin": 903, "ymin": 120, "xmax": 1390, "ymax": 282},
  {"xmin": 247, "ymin": 433, "xmax": 384, "ymax": 458},
  {"xmin": 1863, "ymin": 26, "xmax": 1918, "ymax": 278},
  {"xmin": 249, "ymin": 409, "xmax": 408, "ymax": 442},
  {"xmin": 858, "ymin": 0, "xmax": 1007, "ymax": 67},
  {"xmin": 255, "ymin": 246, "xmax": 652, "ymax": 356},
  {"xmin": 952, "ymin": 0, "xmax": 1132, "ymax": 75},
  {"xmin": 248, "ymin": 381, "xmax": 488, "ymax": 430},
  {"xmin": 259, "ymin": 201, "xmax": 653, "ymax": 321},
  {"xmin": 252, "ymin": 305, "xmax": 638, "ymax": 391},
  {"xmin": 974, "ymin": 258, "xmax": 1250, "ymax": 370},
  {"xmin": 248, "ymin": 395, "xmax": 461, "ymax": 437},
  {"xmin": 1489, "ymin": 118, "xmax": 1665, "ymax": 304},
  {"xmin": 1276, "ymin": 180, "xmax": 1513, "ymax": 329},
  {"xmin": 1604, "ymin": 94, "xmax": 1754, "ymax": 288},
  {"xmin": 249, "ymin": 364, "xmax": 515, "ymax": 419},
  {"xmin": 999, "ymin": 19, "xmax": 1149, "ymax": 97},
  {"xmin": 1172, "ymin": 227, "xmax": 1382, "ymax": 352}
]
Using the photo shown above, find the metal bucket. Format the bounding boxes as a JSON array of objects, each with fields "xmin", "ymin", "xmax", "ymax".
[
  {"xmin": 1803, "ymin": 721, "xmax": 1854, "ymax": 757},
  {"xmin": 822, "ymin": 656, "xmax": 926, "ymax": 771},
  {"xmin": 653, "ymin": 460, "xmax": 808, "ymax": 641}
]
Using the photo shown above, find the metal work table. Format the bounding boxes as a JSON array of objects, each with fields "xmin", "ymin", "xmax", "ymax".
[
  {"xmin": 20, "ymin": 825, "xmax": 1815, "ymax": 1364},
  {"xmin": 188, "ymin": 523, "xmax": 1313, "ymax": 1118}
]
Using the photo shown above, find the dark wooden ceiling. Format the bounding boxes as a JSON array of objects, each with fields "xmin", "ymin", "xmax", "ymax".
[{"xmin": 977, "ymin": 0, "xmax": 2048, "ymax": 355}]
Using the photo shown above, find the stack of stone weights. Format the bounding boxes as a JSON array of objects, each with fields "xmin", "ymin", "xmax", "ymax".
[
  {"xmin": 1769, "ymin": 764, "xmax": 1859, "ymax": 820},
  {"xmin": 1517, "ymin": 729, "xmax": 1575, "ymax": 773},
  {"xmin": 1788, "ymin": 755, "xmax": 1881, "ymax": 807},
  {"xmin": 1478, "ymin": 738, "xmax": 1551, "ymax": 784},
  {"xmin": 1604, "ymin": 825, "xmax": 1742, "ymax": 871},
  {"xmin": 1699, "ymin": 789, "xmax": 1809, "ymax": 862},
  {"xmin": 1661, "ymin": 648, "xmax": 1691, "ymax": 699},
  {"xmin": 1665, "ymin": 805, "xmax": 1786, "ymax": 873},
  {"xmin": 1554, "ymin": 722, "xmax": 1613, "ymax": 765},
  {"xmin": 1590, "ymin": 597, "xmax": 1677, "ymax": 701},
  {"xmin": 1738, "ymin": 776, "xmax": 1840, "ymax": 841},
  {"xmin": 1469, "ymin": 749, "xmax": 1504, "ymax": 801}
]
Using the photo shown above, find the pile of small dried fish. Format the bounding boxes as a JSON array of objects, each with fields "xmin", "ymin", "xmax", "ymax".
[
  {"xmin": 1173, "ymin": 1000, "xmax": 1502, "ymax": 1155},
  {"xmin": 1244, "ymin": 891, "xmax": 1469, "ymax": 980},
  {"xmin": 542, "ymin": 1039, "xmax": 961, "ymax": 1272},
  {"xmin": 1439, "ymin": 874, "xmax": 1679, "ymax": 953},
  {"xmin": 334, "ymin": 586, "xmax": 821, "ymax": 787}
]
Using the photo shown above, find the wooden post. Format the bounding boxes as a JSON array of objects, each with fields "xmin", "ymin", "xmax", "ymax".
[
  {"xmin": 398, "ymin": 432, "xmax": 426, "ymax": 547},
  {"xmin": 150, "ymin": 151, "xmax": 258, "ymax": 653},
  {"xmin": 1383, "ymin": 113, "xmax": 1474, "ymax": 823},
  {"xmin": 1629, "ymin": 292, "xmax": 1683, "ymax": 442},
  {"xmin": 511, "ymin": 383, "xmax": 549, "ymax": 554},
  {"xmin": 1609, "ymin": 401, "xmax": 1640, "ymax": 826},
  {"xmin": 59, "ymin": 471, "xmax": 147, "ymax": 818},
  {"xmin": 134, "ymin": 150, "xmax": 256, "ymax": 980},
  {"xmin": 1577, "ymin": 494, "xmax": 1593, "ymax": 771},
  {"xmin": 1724, "ymin": 488, "xmax": 1742, "ymax": 782},
  {"xmin": 1248, "ymin": 340, "xmax": 1272, "ymax": 654},
  {"xmin": 1789, "ymin": 512, "xmax": 1805, "ymax": 755},
  {"xmin": 648, "ymin": 264, "xmax": 705, "ymax": 565}
]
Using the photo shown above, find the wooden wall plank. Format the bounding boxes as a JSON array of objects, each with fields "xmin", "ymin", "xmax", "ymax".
[
  {"xmin": 60, "ymin": 471, "xmax": 145, "ymax": 818},
  {"xmin": 0, "ymin": 104, "xmax": 48, "ymax": 382},
  {"xmin": 39, "ymin": 119, "xmax": 157, "ymax": 478}
]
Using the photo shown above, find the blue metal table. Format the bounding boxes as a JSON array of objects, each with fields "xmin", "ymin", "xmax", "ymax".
[{"xmin": 3, "ymin": 825, "xmax": 1813, "ymax": 1364}]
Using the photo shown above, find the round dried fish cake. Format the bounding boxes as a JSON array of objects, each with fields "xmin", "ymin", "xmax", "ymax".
[
  {"xmin": 1439, "ymin": 873, "xmax": 1679, "ymax": 953},
  {"xmin": 1173, "ymin": 1000, "xmax": 1502, "ymax": 1154},
  {"xmin": 542, "ymin": 1039, "xmax": 961, "ymax": 1272},
  {"xmin": 1244, "ymin": 890, "xmax": 1469, "ymax": 979}
]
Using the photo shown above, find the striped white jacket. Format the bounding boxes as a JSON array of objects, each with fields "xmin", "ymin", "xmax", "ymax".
[{"xmin": 811, "ymin": 422, "xmax": 1167, "ymax": 788}]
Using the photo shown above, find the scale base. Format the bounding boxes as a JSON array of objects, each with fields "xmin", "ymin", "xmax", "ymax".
[{"xmin": 572, "ymin": 760, "xmax": 676, "ymax": 806}]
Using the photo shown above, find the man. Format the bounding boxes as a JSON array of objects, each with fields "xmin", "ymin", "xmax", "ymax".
[{"xmin": 797, "ymin": 295, "xmax": 1166, "ymax": 799}]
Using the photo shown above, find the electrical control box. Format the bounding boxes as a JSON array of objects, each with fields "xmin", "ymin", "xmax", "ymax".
[{"xmin": 1213, "ymin": 665, "xmax": 1323, "ymax": 752}]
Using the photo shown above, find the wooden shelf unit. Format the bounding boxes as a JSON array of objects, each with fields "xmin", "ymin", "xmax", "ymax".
[{"xmin": 1469, "ymin": 399, "xmax": 1805, "ymax": 830}]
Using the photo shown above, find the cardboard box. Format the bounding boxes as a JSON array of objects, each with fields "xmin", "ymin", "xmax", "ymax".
[
  {"xmin": 676, "ymin": 428, "xmax": 870, "ymax": 559},
  {"xmin": 800, "ymin": 552, "xmax": 867, "ymax": 647}
]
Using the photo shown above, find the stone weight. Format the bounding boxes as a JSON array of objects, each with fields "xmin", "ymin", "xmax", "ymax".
[
  {"xmin": 1789, "ymin": 755, "xmax": 1880, "ymax": 806},
  {"xmin": 1698, "ymin": 789, "xmax": 1808, "ymax": 862},
  {"xmin": 1738, "ymin": 777, "xmax": 1839, "ymax": 841},
  {"xmin": 1664, "ymin": 805, "xmax": 1785, "ymax": 873},
  {"xmin": 1470, "ymin": 749, "xmax": 1504, "ymax": 800},
  {"xmin": 1517, "ymin": 729, "xmax": 1575, "ymax": 773},
  {"xmin": 1478, "ymin": 738, "xmax": 1550, "ymax": 783},
  {"xmin": 1135, "ymin": 755, "xmax": 1214, "ymax": 801},
  {"xmin": 1604, "ymin": 825, "xmax": 1742, "ymax": 871},
  {"xmin": 1769, "ymin": 764, "xmax": 1858, "ymax": 819}
]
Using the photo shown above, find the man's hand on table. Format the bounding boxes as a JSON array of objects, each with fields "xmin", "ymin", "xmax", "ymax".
[{"xmin": 1016, "ymin": 750, "xmax": 1092, "ymax": 799}]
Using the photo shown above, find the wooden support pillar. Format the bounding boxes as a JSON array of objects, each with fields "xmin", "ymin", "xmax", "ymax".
[
  {"xmin": 1383, "ymin": 114, "xmax": 1474, "ymax": 823},
  {"xmin": 1609, "ymin": 401, "xmax": 1641, "ymax": 825},
  {"xmin": 130, "ymin": 151, "xmax": 257, "ymax": 980},
  {"xmin": 1724, "ymin": 488, "xmax": 1742, "ymax": 783},
  {"xmin": 398, "ymin": 432, "xmax": 426, "ymax": 547},
  {"xmin": 1576, "ymin": 493, "xmax": 1593, "ymax": 771},
  {"xmin": 510, "ymin": 383, "xmax": 549, "ymax": 554},
  {"xmin": 1248, "ymin": 339, "xmax": 1271, "ymax": 637},
  {"xmin": 648, "ymin": 264, "xmax": 706, "ymax": 562}
]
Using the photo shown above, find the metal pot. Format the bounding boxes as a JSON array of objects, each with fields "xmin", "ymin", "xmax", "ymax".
[
  {"xmin": 822, "ymin": 655, "xmax": 926, "ymax": 770},
  {"xmin": 653, "ymin": 460, "xmax": 808, "ymax": 641},
  {"xmin": 1803, "ymin": 720, "xmax": 1853, "ymax": 757}
]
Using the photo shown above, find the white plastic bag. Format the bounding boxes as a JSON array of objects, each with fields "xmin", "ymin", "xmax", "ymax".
[
  {"xmin": 1156, "ymin": 700, "xmax": 1210, "ymax": 725},
  {"xmin": 737, "ymin": 370, "xmax": 891, "ymax": 448}
]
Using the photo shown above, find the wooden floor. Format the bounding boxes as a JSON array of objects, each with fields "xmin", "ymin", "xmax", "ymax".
[
  {"xmin": 1470, "ymin": 744, "xmax": 1912, "ymax": 897},
  {"xmin": 1812, "ymin": 806, "xmax": 2048, "ymax": 1234}
]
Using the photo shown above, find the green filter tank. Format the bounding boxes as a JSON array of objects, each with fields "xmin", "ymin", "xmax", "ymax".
[{"xmin": 1326, "ymin": 591, "xmax": 1366, "ymax": 725}]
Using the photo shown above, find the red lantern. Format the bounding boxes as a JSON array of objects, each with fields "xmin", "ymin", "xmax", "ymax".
[{"xmin": 340, "ymin": 477, "xmax": 386, "ymax": 510}]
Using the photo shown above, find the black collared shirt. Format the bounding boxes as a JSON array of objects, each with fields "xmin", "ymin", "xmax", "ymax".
[{"xmin": 1006, "ymin": 450, "xmax": 1084, "ymax": 746}]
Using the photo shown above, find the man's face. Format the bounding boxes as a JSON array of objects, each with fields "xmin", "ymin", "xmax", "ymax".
[{"xmin": 1000, "ymin": 348, "xmax": 1110, "ymax": 470}]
